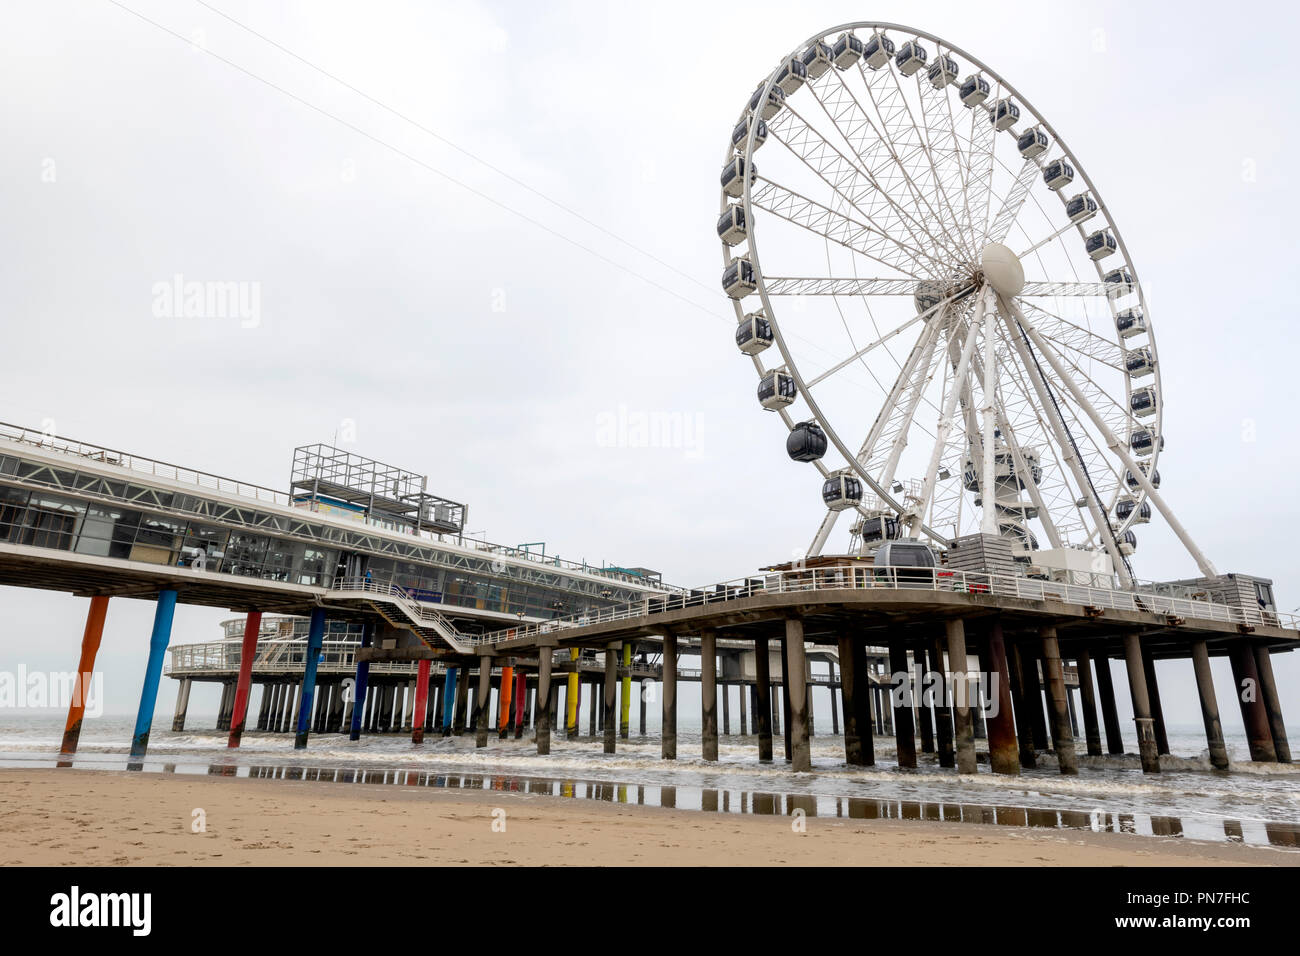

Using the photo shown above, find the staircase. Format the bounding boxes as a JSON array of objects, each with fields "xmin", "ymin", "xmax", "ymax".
[{"xmin": 330, "ymin": 579, "xmax": 476, "ymax": 654}]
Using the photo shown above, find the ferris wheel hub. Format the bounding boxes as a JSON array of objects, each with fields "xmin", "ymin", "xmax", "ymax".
[{"xmin": 979, "ymin": 242, "xmax": 1025, "ymax": 297}]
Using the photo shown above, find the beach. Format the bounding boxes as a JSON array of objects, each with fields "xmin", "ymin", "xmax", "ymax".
[{"xmin": 2, "ymin": 768, "xmax": 1295, "ymax": 867}]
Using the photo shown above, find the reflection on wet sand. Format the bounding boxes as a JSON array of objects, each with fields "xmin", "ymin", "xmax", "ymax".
[{"xmin": 105, "ymin": 759, "xmax": 1300, "ymax": 849}]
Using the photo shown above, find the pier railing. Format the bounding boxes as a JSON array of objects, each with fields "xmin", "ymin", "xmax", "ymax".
[{"xmin": 479, "ymin": 565, "xmax": 1299, "ymax": 645}]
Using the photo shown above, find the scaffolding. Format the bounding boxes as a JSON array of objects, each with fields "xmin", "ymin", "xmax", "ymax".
[{"xmin": 289, "ymin": 444, "xmax": 466, "ymax": 535}]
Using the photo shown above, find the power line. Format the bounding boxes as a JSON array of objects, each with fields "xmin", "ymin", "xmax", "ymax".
[
  {"xmin": 105, "ymin": 0, "xmax": 723, "ymax": 320},
  {"xmin": 192, "ymin": 0, "xmax": 718, "ymax": 301}
]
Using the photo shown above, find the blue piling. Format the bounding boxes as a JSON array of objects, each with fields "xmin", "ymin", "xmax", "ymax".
[
  {"xmin": 294, "ymin": 608, "xmax": 327, "ymax": 750},
  {"xmin": 442, "ymin": 667, "xmax": 458, "ymax": 736},
  {"xmin": 348, "ymin": 621, "xmax": 374, "ymax": 742},
  {"xmin": 129, "ymin": 589, "xmax": 178, "ymax": 759}
]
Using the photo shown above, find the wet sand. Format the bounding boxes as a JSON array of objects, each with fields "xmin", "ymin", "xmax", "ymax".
[{"xmin": 1, "ymin": 768, "xmax": 1295, "ymax": 866}]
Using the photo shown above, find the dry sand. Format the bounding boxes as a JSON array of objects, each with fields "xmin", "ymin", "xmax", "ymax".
[{"xmin": 1, "ymin": 768, "xmax": 1294, "ymax": 866}]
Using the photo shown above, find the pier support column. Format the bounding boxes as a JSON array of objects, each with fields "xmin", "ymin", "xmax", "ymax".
[
  {"xmin": 129, "ymin": 589, "xmax": 178, "ymax": 759},
  {"xmin": 887, "ymin": 641, "xmax": 917, "ymax": 769},
  {"xmin": 1007, "ymin": 642, "xmax": 1037, "ymax": 768},
  {"xmin": 701, "ymin": 629, "xmax": 718, "ymax": 761},
  {"xmin": 639, "ymin": 680, "xmax": 646, "ymax": 736},
  {"xmin": 536, "ymin": 645, "xmax": 553, "ymax": 755},
  {"xmin": 620, "ymin": 642, "xmax": 632, "ymax": 739},
  {"xmin": 836, "ymin": 636, "xmax": 873, "ymax": 766},
  {"xmin": 738, "ymin": 682, "xmax": 747, "ymax": 737},
  {"xmin": 411, "ymin": 658, "xmax": 431, "ymax": 744},
  {"xmin": 980, "ymin": 621, "xmax": 1019, "ymax": 775},
  {"xmin": 1252, "ymin": 644, "xmax": 1292, "ymax": 764},
  {"xmin": 1024, "ymin": 646, "xmax": 1050, "ymax": 751},
  {"xmin": 1141, "ymin": 649, "xmax": 1171, "ymax": 756},
  {"xmin": 1228, "ymin": 641, "xmax": 1277, "ymax": 763},
  {"xmin": 603, "ymin": 645, "xmax": 618, "ymax": 754},
  {"xmin": 227, "ymin": 610, "xmax": 263, "ymax": 748},
  {"xmin": 927, "ymin": 639, "xmax": 955, "ymax": 768},
  {"xmin": 661, "ymin": 631, "xmax": 677, "ymax": 760},
  {"xmin": 474, "ymin": 655, "xmax": 493, "ymax": 748},
  {"xmin": 498, "ymin": 663, "xmax": 514, "ymax": 740},
  {"xmin": 565, "ymin": 649, "xmax": 580, "ymax": 740},
  {"xmin": 62, "ymin": 595, "xmax": 110, "ymax": 756},
  {"xmin": 454, "ymin": 665, "xmax": 469, "ymax": 735},
  {"xmin": 1122, "ymin": 633, "xmax": 1161, "ymax": 773},
  {"xmin": 722, "ymin": 680, "xmax": 731, "ymax": 736},
  {"xmin": 946, "ymin": 620, "xmax": 977, "ymax": 775},
  {"xmin": 441, "ymin": 667, "xmax": 458, "ymax": 737},
  {"xmin": 1039, "ymin": 626, "xmax": 1078, "ymax": 775},
  {"xmin": 754, "ymin": 636, "xmax": 773, "ymax": 762},
  {"xmin": 780, "ymin": 639, "xmax": 793, "ymax": 762},
  {"xmin": 1093, "ymin": 649, "xmax": 1125, "ymax": 754},
  {"xmin": 1075, "ymin": 650, "xmax": 1103, "ymax": 757},
  {"xmin": 348, "ymin": 622, "xmax": 374, "ymax": 741},
  {"xmin": 171, "ymin": 678, "xmax": 191, "ymax": 734},
  {"xmin": 1190, "ymin": 640, "xmax": 1229, "ymax": 770},
  {"xmin": 785, "ymin": 619, "xmax": 811, "ymax": 772},
  {"xmin": 293, "ymin": 608, "xmax": 327, "ymax": 750},
  {"xmin": 514, "ymin": 668, "xmax": 527, "ymax": 740},
  {"xmin": 256, "ymin": 680, "xmax": 271, "ymax": 731}
]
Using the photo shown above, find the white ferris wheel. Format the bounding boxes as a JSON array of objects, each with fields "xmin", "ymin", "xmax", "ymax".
[{"xmin": 718, "ymin": 22, "xmax": 1218, "ymax": 588}]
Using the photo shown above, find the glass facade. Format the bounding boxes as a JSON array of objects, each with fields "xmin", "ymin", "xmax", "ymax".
[{"xmin": 0, "ymin": 451, "xmax": 645, "ymax": 619}]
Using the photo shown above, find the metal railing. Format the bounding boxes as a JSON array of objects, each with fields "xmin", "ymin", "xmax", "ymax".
[
  {"xmin": 478, "ymin": 565, "xmax": 1299, "ymax": 645},
  {"xmin": 166, "ymin": 639, "xmax": 423, "ymax": 676}
]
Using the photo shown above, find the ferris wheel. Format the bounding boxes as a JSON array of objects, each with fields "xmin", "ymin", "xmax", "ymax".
[{"xmin": 718, "ymin": 22, "xmax": 1218, "ymax": 588}]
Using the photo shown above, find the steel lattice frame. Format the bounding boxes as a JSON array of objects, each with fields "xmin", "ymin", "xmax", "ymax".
[{"xmin": 719, "ymin": 21, "xmax": 1218, "ymax": 584}]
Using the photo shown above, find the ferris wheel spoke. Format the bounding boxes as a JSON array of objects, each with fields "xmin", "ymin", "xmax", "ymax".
[
  {"xmin": 858, "ymin": 313, "xmax": 947, "ymax": 478},
  {"xmin": 763, "ymin": 276, "xmax": 973, "ymax": 297},
  {"xmin": 986, "ymin": 158, "xmax": 1041, "ymax": 245},
  {"xmin": 805, "ymin": 309, "xmax": 928, "ymax": 389},
  {"xmin": 803, "ymin": 65, "xmax": 964, "ymax": 268},
  {"xmin": 995, "ymin": 303, "xmax": 1135, "ymax": 584},
  {"xmin": 766, "ymin": 114, "xmax": 954, "ymax": 276},
  {"xmin": 1018, "ymin": 281, "xmax": 1114, "ymax": 297},
  {"xmin": 917, "ymin": 64, "xmax": 983, "ymax": 261},
  {"xmin": 1016, "ymin": 300, "xmax": 1126, "ymax": 372},
  {"xmin": 750, "ymin": 178, "xmax": 930, "ymax": 278},
  {"xmin": 876, "ymin": 61, "xmax": 975, "ymax": 265}
]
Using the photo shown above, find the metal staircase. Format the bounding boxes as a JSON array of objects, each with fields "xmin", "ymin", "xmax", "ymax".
[{"xmin": 330, "ymin": 579, "xmax": 475, "ymax": 654}]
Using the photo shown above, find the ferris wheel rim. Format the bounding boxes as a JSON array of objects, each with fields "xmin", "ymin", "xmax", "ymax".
[{"xmin": 722, "ymin": 21, "xmax": 1163, "ymax": 556}]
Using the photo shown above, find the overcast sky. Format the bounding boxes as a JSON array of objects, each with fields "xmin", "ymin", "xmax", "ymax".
[{"xmin": 1, "ymin": 0, "xmax": 1297, "ymax": 730}]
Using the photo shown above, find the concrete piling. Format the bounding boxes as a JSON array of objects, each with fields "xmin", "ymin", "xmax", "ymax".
[
  {"xmin": 1075, "ymin": 651, "xmax": 1103, "ymax": 757},
  {"xmin": 1092, "ymin": 649, "xmax": 1125, "ymax": 754},
  {"xmin": 411, "ymin": 658, "xmax": 431, "ymax": 744},
  {"xmin": 536, "ymin": 645, "xmax": 553, "ymax": 755},
  {"xmin": 928, "ymin": 639, "xmax": 955, "ymax": 768},
  {"xmin": 62, "ymin": 595, "xmax": 110, "ymax": 756},
  {"xmin": 982, "ymin": 621, "xmax": 1019, "ymax": 775},
  {"xmin": 1122, "ymin": 633, "xmax": 1161, "ymax": 773},
  {"xmin": 1252, "ymin": 643, "xmax": 1292, "ymax": 763},
  {"xmin": 227, "ymin": 611, "xmax": 263, "ymax": 748},
  {"xmin": 604, "ymin": 645, "xmax": 618, "ymax": 754},
  {"xmin": 293, "ymin": 608, "xmax": 327, "ymax": 750},
  {"xmin": 661, "ymin": 631, "xmax": 678, "ymax": 760},
  {"xmin": 888, "ymin": 641, "xmax": 917, "ymax": 769},
  {"xmin": 1006, "ymin": 641, "xmax": 1037, "ymax": 768},
  {"xmin": 620, "ymin": 642, "xmax": 632, "ymax": 739},
  {"xmin": 1227, "ymin": 641, "xmax": 1277, "ymax": 763},
  {"xmin": 1141, "ymin": 648, "xmax": 1171, "ymax": 756},
  {"xmin": 945, "ymin": 620, "xmax": 977, "ymax": 774},
  {"xmin": 755, "ymin": 635, "xmax": 774, "ymax": 762},
  {"xmin": 1039, "ymin": 626, "xmax": 1078, "ymax": 775},
  {"xmin": 785, "ymin": 619, "xmax": 812, "ymax": 772},
  {"xmin": 701, "ymin": 629, "xmax": 718, "ymax": 761},
  {"xmin": 474, "ymin": 655, "xmax": 492, "ymax": 748},
  {"xmin": 1190, "ymin": 639, "xmax": 1229, "ymax": 770},
  {"xmin": 129, "ymin": 588, "xmax": 178, "ymax": 760}
]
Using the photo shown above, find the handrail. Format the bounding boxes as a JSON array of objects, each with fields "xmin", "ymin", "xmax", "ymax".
[{"xmin": 477, "ymin": 565, "xmax": 1300, "ymax": 644}]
